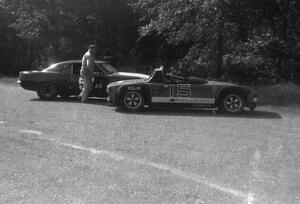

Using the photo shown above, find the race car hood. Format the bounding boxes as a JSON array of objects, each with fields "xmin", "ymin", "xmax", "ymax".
[
  {"xmin": 115, "ymin": 72, "xmax": 149, "ymax": 79},
  {"xmin": 107, "ymin": 78, "xmax": 147, "ymax": 88}
]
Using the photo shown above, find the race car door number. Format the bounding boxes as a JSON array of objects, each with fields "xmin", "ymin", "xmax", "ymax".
[{"xmin": 170, "ymin": 84, "xmax": 191, "ymax": 97}]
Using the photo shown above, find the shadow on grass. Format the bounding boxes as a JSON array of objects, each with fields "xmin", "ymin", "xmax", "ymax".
[
  {"xmin": 117, "ymin": 107, "xmax": 282, "ymax": 119},
  {"xmin": 30, "ymin": 97, "xmax": 281, "ymax": 119},
  {"xmin": 30, "ymin": 97, "xmax": 110, "ymax": 106}
]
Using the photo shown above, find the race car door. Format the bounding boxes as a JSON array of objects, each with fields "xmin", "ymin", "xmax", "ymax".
[
  {"xmin": 149, "ymin": 70, "xmax": 172, "ymax": 103},
  {"xmin": 154, "ymin": 74, "xmax": 214, "ymax": 105},
  {"xmin": 169, "ymin": 82, "xmax": 215, "ymax": 105},
  {"xmin": 150, "ymin": 72, "xmax": 214, "ymax": 105}
]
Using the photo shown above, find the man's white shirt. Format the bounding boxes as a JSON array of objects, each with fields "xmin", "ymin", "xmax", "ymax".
[{"xmin": 81, "ymin": 51, "xmax": 95, "ymax": 72}]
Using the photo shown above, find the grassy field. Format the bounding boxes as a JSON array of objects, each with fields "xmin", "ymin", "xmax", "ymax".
[
  {"xmin": 0, "ymin": 77, "xmax": 18, "ymax": 85},
  {"xmin": 255, "ymin": 82, "xmax": 300, "ymax": 106},
  {"xmin": 0, "ymin": 82, "xmax": 300, "ymax": 204}
]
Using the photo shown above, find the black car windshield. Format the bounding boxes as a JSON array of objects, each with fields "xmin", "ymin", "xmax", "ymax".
[
  {"xmin": 44, "ymin": 63, "xmax": 64, "ymax": 72},
  {"xmin": 99, "ymin": 63, "xmax": 117, "ymax": 74}
]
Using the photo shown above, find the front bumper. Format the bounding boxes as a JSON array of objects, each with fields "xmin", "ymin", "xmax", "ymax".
[{"xmin": 106, "ymin": 86, "xmax": 118, "ymax": 106}]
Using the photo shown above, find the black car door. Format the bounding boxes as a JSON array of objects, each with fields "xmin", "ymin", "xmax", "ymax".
[
  {"xmin": 70, "ymin": 63, "xmax": 81, "ymax": 94},
  {"xmin": 91, "ymin": 63, "xmax": 107, "ymax": 97},
  {"xmin": 60, "ymin": 63, "xmax": 81, "ymax": 95}
]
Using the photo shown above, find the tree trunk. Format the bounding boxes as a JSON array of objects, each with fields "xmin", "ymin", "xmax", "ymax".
[
  {"xmin": 48, "ymin": 0, "xmax": 60, "ymax": 58},
  {"xmin": 93, "ymin": 0, "xmax": 99, "ymax": 43},
  {"xmin": 215, "ymin": 9, "xmax": 224, "ymax": 78}
]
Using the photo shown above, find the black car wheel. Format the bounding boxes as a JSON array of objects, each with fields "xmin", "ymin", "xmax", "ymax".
[
  {"xmin": 37, "ymin": 82, "xmax": 58, "ymax": 100},
  {"xmin": 219, "ymin": 94, "xmax": 244, "ymax": 114},
  {"xmin": 121, "ymin": 91, "xmax": 144, "ymax": 112}
]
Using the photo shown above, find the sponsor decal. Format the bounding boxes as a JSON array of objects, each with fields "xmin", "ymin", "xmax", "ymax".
[
  {"xmin": 152, "ymin": 97, "xmax": 215, "ymax": 104},
  {"xmin": 128, "ymin": 86, "xmax": 141, "ymax": 91}
]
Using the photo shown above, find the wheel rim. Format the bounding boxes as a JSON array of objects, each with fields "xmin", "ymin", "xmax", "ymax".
[
  {"xmin": 124, "ymin": 91, "xmax": 142, "ymax": 110},
  {"xmin": 41, "ymin": 84, "xmax": 54, "ymax": 97},
  {"xmin": 224, "ymin": 94, "xmax": 242, "ymax": 112}
]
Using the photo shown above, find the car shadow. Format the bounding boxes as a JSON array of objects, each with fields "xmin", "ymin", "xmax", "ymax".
[
  {"xmin": 30, "ymin": 97, "xmax": 110, "ymax": 106},
  {"xmin": 116, "ymin": 107, "xmax": 282, "ymax": 119},
  {"xmin": 30, "ymin": 97, "xmax": 282, "ymax": 119}
]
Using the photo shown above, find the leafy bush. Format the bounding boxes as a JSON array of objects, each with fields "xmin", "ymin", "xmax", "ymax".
[{"xmin": 256, "ymin": 82, "xmax": 300, "ymax": 105}]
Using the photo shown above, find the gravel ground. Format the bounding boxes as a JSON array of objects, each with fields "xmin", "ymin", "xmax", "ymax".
[{"xmin": 0, "ymin": 83, "xmax": 299, "ymax": 204}]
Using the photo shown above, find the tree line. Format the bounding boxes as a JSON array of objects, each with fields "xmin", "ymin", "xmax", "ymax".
[{"xmin": 0, "ymin": 0, "xmax": 299, "ymax": 84}]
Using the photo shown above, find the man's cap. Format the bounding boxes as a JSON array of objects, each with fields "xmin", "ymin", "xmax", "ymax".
[{"xmin": 88, "ymin": 45, "xmax": 97, "ymax": 49}]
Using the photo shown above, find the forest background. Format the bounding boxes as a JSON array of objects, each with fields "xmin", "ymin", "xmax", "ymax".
[{"xmin": 0, "ymin": 0, "xmax": 299, "ymax": 85}]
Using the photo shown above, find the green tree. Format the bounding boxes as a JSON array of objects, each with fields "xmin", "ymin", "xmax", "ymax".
[
  {"xmin": 0, "ymin": 0, "xmax": 139, "ymax": 74},
  {"xmin": 132, "ymin": 0, "xmax": 300, "ymax": 83}
]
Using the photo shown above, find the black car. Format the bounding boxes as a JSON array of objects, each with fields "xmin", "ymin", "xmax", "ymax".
[{"xmin": 18, "ymin": 60, "xmax": 148, "ymax": 100}]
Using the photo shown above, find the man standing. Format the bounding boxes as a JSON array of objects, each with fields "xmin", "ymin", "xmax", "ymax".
[{"xmin": 79, "ymin": 45, "xmax": 97, "ymax": 102}]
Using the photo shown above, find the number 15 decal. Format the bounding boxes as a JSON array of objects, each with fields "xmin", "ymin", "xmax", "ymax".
[{"xmin": 170, "ymin": 84, "xmax": 191, "ymax": 97}]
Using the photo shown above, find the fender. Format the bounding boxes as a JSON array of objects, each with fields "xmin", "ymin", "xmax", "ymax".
[
  {"xmin": 116, "ymin": 84, "xmax": 151, "ymax": 106},
  {"xmin": 215, "ymin": 86, "xmax": 249, "ymax": 105}
]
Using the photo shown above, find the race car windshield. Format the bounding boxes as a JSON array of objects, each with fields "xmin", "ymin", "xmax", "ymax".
[
  {"xmin": 100, "ymin": 63, "xmax": 117, "ymax": 74},
  {"xmin": 148, "ymin": 70, "xmax": 156, "ymax": 80}
]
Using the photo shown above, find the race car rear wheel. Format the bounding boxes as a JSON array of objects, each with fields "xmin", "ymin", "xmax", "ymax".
[
  {"xmin": 219, "ymin": 94, "xmax": 244, "ymax": 114},
  {"xmin": 37, "ymin": 82, "xmax": 58, "ymax": 100},
  {"xmin": 121, "ymin": 91, "xmax": 144, "ymax": 112}
]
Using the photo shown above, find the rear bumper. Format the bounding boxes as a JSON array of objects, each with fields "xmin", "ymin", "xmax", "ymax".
[{"xmin": 246, "ymin": 94, "xmax": 258, "ymax": 109}]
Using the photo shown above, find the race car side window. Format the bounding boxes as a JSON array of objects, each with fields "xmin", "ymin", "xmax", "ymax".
[
  {"xmin": 187, "ymin": 76, "xmax": 208, "ymax": 84},
  {"xmin": 165, "ymin": 74, "xmax": 189, "ymax": 84}
]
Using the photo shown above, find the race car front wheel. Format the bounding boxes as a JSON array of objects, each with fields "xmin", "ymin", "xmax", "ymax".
[
  {"xmin": 121, "ymin": 91, "xmax": 144, "ymax": 112},
  {"xmin": 219, "ymin": 94, "xmax": 244, "ymax": 114},
  {"xmin": 37, "ymin": 82, "xmax": 58, "ymax": 100}
]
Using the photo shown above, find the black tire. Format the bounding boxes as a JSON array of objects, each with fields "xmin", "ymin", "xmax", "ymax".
[
  {"xmin": 218, "ymin": 93, "xmax": 244, "ymax": 114},
  {"xmin": 120, "ymin": 91, "xmax": 145, "ymax": 112},
  {"xmin": 37, "ymin": 82, "xmax": 58, "ymax": 100}
]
